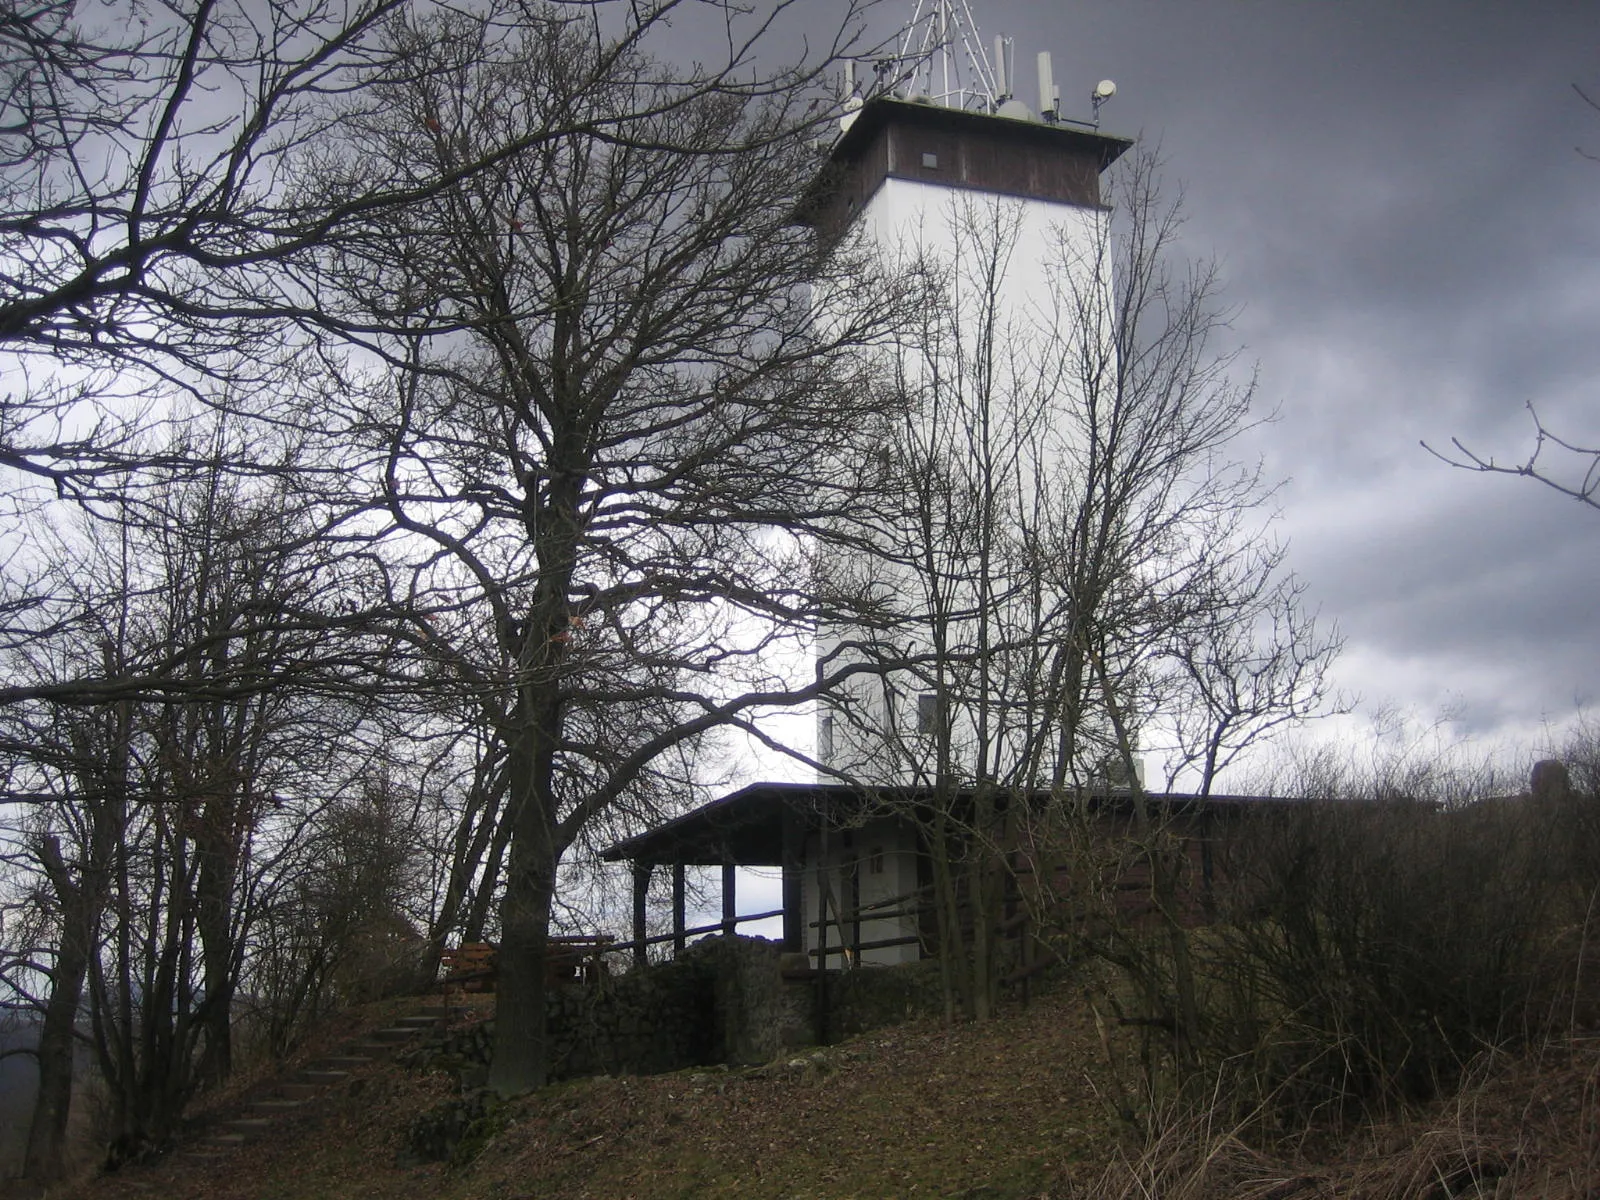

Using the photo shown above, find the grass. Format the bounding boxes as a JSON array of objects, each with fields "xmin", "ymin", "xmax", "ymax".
[{"xmin": 48, "ymin": 974, "xmax": 1600, "ymax": 1200}]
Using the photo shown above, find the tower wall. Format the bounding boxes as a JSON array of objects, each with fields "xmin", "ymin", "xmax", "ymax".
[{"xmin": 812, "ymin": 101, "xmax": 1131, "ymax": 792}]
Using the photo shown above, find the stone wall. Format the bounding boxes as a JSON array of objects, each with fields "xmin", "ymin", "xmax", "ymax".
[
  {"xmin": 556, "ymin": 941, "xmax": 946, "ymax": 1072},
  {"xmin": 820, "ymin": 957, "xmax": 946, "ymax": 1041},
  {"xmin": 545, "ymin": 944, "xmax": 718, "ymax": 1079},
  {"xmin": 409, "ymin": 938, "xmax": 948, "ymax": 1086},
  {"xmin": 471, "ymin": 935, "xmax": 816, "ymax": 1080}
]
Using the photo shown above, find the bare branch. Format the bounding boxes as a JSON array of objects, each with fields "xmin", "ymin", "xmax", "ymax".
[{"xmin": 1424, "ymin": 402, "xmax": 1600, "ymax": 511}]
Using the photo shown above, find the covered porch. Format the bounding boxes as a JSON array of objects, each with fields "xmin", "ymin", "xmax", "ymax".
[{"xmin": 599, "ymin": 782, "xmax": 933, "ymax": 969}]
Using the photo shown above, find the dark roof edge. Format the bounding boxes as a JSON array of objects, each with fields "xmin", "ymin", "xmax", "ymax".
[
  {"xmin": 598, "ymin": 782, "xmax": 1304, "ymax": 863},
  {"xmin": 830, "ymin": 96, "xmax": 1135, "ymax": 172}
]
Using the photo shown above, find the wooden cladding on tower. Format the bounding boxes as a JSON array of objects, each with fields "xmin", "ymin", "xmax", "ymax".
[{"xmin": 798, "ymin": 98, "xmax": 1132, "ymax": 238}]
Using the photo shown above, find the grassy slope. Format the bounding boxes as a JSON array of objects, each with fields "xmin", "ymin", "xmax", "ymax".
[
  {"xmin": 58, "ymin": 982, "xmax": 1600, "ymax": 1200},
  {"xmin": 61, "ymin": 987, "xmax": 1121, "ymax": 1200}
]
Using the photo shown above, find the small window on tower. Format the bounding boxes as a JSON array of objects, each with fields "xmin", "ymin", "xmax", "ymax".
[
  {"xmin": 868, "ymin": 847, "xmax": 885, "ymax": 875},
  {"xmin": 820, "ymin": 713, "xmax": 835, "ymax": 761},
  {"xmin": 917, "ymin": 691, "xmax": 940, "ymax": 734},
  {"xmin": 920, "ymin": 151, "xmax": 939, "ymax": 169}
]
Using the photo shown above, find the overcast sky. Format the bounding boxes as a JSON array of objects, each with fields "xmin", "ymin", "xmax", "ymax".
[
  {"xmin": 685, "ymin": 0, "xmax": 1600, "ymax": 923},
  {"xmin": 877, "ymin": 0, "xmax": 1600, "ymax": 773}
]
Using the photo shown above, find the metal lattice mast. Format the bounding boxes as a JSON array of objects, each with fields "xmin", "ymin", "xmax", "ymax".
[{"xmin": 883, "ymin": 0, "xmax": 1002, "ymax": 111}]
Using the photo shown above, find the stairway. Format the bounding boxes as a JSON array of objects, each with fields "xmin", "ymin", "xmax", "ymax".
[{"xmin": 184, "ymin": 1007, "xmax": 454, "ymax": 1160}]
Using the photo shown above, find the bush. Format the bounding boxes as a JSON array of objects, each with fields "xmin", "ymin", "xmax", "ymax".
[{"xmin": 1205, "ymin": 796, "xmax": 1557, "ymax": 1117}]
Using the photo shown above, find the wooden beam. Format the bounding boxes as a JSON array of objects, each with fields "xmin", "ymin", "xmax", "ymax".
[
  {"xmin": 846, "ymin": 838, "xmax": 861, "ymax": 969},
  {"xmin": 721, "ymin": 862, "xmax": 737, "ymax": 935},
  {"xmin": 814, "ymin": 823, "xmax": 830, "ymax": 1044},
  {"xmin": 631, "ymin": 863, "xmax": 651, "ymax": 968},
  {"xmin": 781, "ymin": 805, "xmax": 803, "ymax": 952},
  {"xmin": 671, "ymin": 862, "xmax": 686, "ymax": 955}
]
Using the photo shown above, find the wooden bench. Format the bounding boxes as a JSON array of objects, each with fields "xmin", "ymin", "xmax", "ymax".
[
  {"xmin": 546, "ymin": 934, "xmax": 614, "ymax": 984},
  {"xmin": 439, "ymin": 936, "xmax": 615, "ymax": 996},
  {"xmin": 440, "ymin": 942, "xmax": 499, "ymax": 995}
]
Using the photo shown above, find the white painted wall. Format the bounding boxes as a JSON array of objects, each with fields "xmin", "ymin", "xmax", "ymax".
[
  {"xmin": 817, "ymin": 170, "xmax": 1118, "ymax": 790},
  {"xmin": 799, "ymin": 816, "xmax": 922, "ymax": 966}
]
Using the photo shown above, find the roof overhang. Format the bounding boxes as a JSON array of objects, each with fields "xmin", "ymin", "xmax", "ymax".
[{"xmin": 600, "ymin": 781, "xmax": 1292, "ymax": 869}]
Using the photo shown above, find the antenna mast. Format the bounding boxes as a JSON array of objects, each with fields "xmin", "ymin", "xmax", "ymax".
[{"xmin": 879, "ymin": 0, "xmax": 1001, "ymax": 110}]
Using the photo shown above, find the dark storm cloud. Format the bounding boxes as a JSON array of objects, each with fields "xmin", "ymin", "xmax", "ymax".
[{"xmin": 955, "ymin": 0, "xmax": 1600, "ymax": 748}]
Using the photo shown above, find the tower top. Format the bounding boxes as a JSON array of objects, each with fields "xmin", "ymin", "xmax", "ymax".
[
  {"xmin": 802, "ymin": 2, "xmax": 1132, "ymax": 237},
  {"xmin": 798, "ymin": 97, "xmax": 1133, "ymax": 237},
  {"xmin": 845, "ymin": 0, "xmax": 1119, "ymax": 129}
]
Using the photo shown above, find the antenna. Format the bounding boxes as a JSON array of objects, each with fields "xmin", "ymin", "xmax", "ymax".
[
  {"xmin": 874, "ymin": 0, "xmax": 1002, "ymax": 110},
  {"xmin": 1091, "ymin": 78, "xmax": 1116, "ymax": 125},
  {"xmin": 1037, "ymin": 51, "xmax": 1060, "ymax": 121},
  {"xmin": 853, "ymin": 2, "xmax": 1117, "ymax": 125}
]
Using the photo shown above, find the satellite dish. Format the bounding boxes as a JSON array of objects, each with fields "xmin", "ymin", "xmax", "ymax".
[
  {"xmin": 997, "ymin": 98, "xmax": 1034, "ymax": 122},
  {"xmin": 1091, "ymin": 79, "xmax": 1117, "ymax": 125}
]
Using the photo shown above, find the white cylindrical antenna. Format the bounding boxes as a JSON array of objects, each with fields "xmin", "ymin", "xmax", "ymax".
[
  {"xmin": 843, "ymin": 59, "xmax": 856, "ymax": 100},
  {"xmin": 1037, "ymin": 50, "xmax": 1056, "ymax": 120},
  {"xmin": 993, "ymin": 35, "xmax": 1007, "ymax": 99}
]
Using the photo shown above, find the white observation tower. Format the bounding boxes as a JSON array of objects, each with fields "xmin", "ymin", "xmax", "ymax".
[{"xmin": 803, "ymin": 0, "xmax": 1134, "ymax": 807}]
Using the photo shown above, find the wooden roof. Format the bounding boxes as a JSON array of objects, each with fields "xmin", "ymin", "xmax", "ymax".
[{"xmin": 600, "ymin": 781, "xmax": 1291, "ymax": 868}]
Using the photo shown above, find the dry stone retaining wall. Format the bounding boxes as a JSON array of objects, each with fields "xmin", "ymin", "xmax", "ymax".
[{"xmin": 408, "ymin": 936, "xmax": 946, "ymax": 1087}]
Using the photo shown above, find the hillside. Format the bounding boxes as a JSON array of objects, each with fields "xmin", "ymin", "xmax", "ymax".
[{"xmin": 52, "ymin": 982, "xmax": 1600, "ymax": 1200}]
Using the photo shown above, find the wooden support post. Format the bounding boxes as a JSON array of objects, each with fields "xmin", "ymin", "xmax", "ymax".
[
  {"xmin": 721, "ymin": 862, "xmax": 737, "ymax": 936},
  {"xmin": 671, "ymin": 862, "xmax": 686, "ymax": 955},
  {"xmin": 781, "ymin": 806, "xmax": 803, "ymax": 952},
  {"xmin": 814, "ymin": 828, "xmax": 830, "ymax": 1044},
  {"xmin": 631, "ymin": 862, "xmax": 652, "ymax": 968},
  {"xmin": 846, "ymin": 834, "xmax": 861, "ymax": 969}
]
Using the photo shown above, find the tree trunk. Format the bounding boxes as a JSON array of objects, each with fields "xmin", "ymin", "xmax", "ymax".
[
  {"xmin": 487, "ymin": 823, "xmax": 556, "ymax": 1093},
  {"xmin": 487, "ymin": 701, "xmax": 562, "ymax": 1094},
  {"xmin": 24, "ymin": 837, "xmax": 99, "ymax": 1182}
]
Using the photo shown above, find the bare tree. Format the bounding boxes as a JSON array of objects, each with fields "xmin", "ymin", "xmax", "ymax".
[
  {"xmin": 0, "ymin": 436, "xmax": 398, "ymax": 1174},
  {"xmin": 310, "ymin": 4, "xmax": 903, "ymax": 1092},
  {"xmin": 822, "ymin": 152, "xmax": 1339, "ymax": 1031},
  {"xmin": 1162, "ymin": 564, "xmax": 1344, "ymax": 799},
  {"xmin": 1, "ymin": 0, "xmax": 851, "ymax": 710}
]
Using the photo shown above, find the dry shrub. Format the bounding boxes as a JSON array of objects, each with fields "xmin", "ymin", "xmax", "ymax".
[
  {"xmin": 1072, "ymin": 1089, "xmax": 1316, "ymax": 1200},
  {"xmin": 1202, "ymin": 796, "xmax": 1560, "ymax": 1119},
  {"xmin": 1065, "ymin": 747, "xmax": 1600, "ymax": 1196},
  {"xmin": 1070, "ymin": 1034, "xmax": 1600, "ymax": 1200},
  {"xmin": 1333, "ymin": 1034, "xmax": 1600, "ymax": 1199}
]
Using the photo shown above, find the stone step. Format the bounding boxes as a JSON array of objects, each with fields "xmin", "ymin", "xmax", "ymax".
[
  {"xmin": 368, "ymin": 1026, "xmax": 421, "ymax": 1044},
  {"xmin": 274, "ymin": 1081, "xmax": 321, "ymax": 1101},
  {"xmin": 250, "ymin": 1098, "xmax": 306, "ymax": 1114},
  {"xmin": 203, "ymin": 1133, "xmax": 248, "ymax": 1149},
  {"xmin": 417, "ymin": 1005, "xmax": 468, "ymax": 1019},
  {"xmin": 395, "ymin": 1014, "xmax": 443, "ymax": 1029},
  {"xmin": 299, "ymin": 1069, "xmax": 351, "ymax": 1086},
  {"xmin": 224, "ymin": 1118, "xmax": 274, "ymax": 1141},
  {"xmin": 313, "ymin": 1055, "xmax": 372, "ymax": 1070}
]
